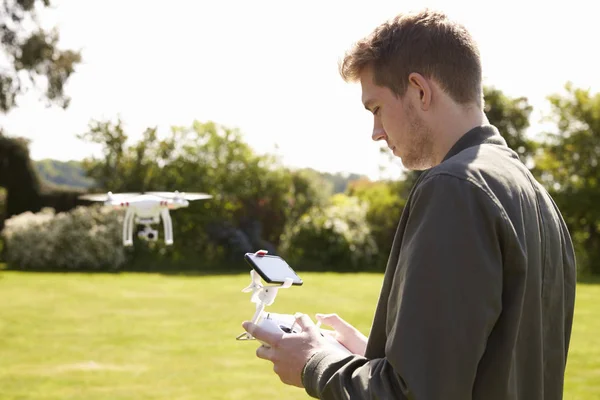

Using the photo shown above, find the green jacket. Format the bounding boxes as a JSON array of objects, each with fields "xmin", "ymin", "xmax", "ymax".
[{"xmin": 302, "ymin": 125, "xmax": 577, "ymax": 399}]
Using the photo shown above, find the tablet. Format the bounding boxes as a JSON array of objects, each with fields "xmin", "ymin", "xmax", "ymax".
[{"xmin": 244, "ymin": 253, "xmax": 303, "ymax": 286}]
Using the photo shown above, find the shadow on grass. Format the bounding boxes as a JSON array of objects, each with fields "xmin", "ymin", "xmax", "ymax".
[
  {"xmin": 2, "ymin": 261, "xmax": 597, "ymax": 281},
  {"xmin": 0, "ymin": 264, "xmax": 246, "ymax": 277},
  {"xmin": 577, "ymin": 274, "xmax": 600, "ymax": 285},
  {"xmin": 0, "ymin": 262, "xmax": 386, "ymax": 278}
]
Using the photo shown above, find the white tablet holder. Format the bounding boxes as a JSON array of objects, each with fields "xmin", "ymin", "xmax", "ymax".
[{"xmin": 236, "ymin": 249, "xmax": 294, "ymax": 341}]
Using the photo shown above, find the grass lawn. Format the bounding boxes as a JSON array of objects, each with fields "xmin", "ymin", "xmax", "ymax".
[{"xmin": 0, "ymin": 270, "xmax": 597, "ymax": 399}]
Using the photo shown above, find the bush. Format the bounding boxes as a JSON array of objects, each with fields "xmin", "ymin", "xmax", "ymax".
[
  {"xmin": 346, "ymin": 178, "xmax": 407, "ymax": 266},
  {"xmin": 279, "ymin": 194, "xmax": 378, "ymax": 272},
  {"xmin": 2, "ymin": 205, "xmax": 126, "ymax": 271}
]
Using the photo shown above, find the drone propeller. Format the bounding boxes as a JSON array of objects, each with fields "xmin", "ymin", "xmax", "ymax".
[
  {"xmin": 78, "ymin": 193, "xmax": 109, "ymax": 201},
  {"xmin": 78, "ymin": 192, "xmax": 142, "ymax": 202},
  {"xmin": 145, "ymin": 191, "xmax": 213, "ymax": 201}
]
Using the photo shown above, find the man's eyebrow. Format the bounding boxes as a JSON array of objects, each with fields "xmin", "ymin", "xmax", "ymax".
[{"xmin": 363, "ymin": 99, "xmax": 375, "ymax": 111}]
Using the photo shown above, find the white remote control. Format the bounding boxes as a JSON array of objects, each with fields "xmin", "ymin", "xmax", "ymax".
[
  {"xmin": 236, "ymin": 250, "xmax": 352, "ymax": 356},
  {"xmin": 257, "ymin": 312, "xmax": 352, "ymax": 355}
]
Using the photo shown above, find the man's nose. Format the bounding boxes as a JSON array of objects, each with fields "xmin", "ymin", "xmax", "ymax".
[
  {"xmin": 371, "ymin": 116, "xmax": 385, "ymax": 141},
  {"xmin": 372, "ymin": 126, "xmax": 386, "ymax": 142}
]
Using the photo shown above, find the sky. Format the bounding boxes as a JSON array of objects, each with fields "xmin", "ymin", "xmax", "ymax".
[{"xmin": 0, "ymin": 0, "xmax": 597, "ymax": 180}]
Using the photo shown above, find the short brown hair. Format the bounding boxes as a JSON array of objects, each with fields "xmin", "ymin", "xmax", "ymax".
[{"xmin": 339, "ymin": 9, "xmax": 483, "ymax": 107}]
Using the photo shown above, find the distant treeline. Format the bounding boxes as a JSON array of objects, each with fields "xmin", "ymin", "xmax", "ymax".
[
  {"xmin": 2, "ymin": 83, "xmax": 600, "ymax": 279},
  {"xmin": 34, "ymin": 159, "xmax": 366, "ymax": 196},
  {"xmin": 34, "ymin": 159, "xmax": 96, "ymax": 190}
]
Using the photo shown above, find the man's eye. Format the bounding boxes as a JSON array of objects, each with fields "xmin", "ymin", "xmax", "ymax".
[{"xmin": 373, "ymin": 107, "xmax": 380, "ymax": 115}]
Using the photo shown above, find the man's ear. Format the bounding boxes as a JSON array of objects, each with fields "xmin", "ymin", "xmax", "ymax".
[{"xmin": 408, "ymin": 72, "xmax": 431, "ymax": 111}]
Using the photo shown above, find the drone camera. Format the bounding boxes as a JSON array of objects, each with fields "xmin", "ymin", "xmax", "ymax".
[{"xmin": 138, "ymin": 226, "xmax": 159, "ymax": 242}]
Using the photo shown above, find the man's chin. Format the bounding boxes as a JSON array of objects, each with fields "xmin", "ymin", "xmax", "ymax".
[{"xmin": 399, "ymin": 155, "xmax": 431, "ymax": 171}]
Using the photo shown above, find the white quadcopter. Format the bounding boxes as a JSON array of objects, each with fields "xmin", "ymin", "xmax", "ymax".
[{"xmin": 78, "ymin": 190, "xmax": 212, "ymax": 246}]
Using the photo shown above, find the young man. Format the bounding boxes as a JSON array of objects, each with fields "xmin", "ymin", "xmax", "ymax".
[{"xmin": 242, "ymin": 9, "xmax": 577, "ymax": 399}]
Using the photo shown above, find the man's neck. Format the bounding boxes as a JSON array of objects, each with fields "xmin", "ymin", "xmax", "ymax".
[{"xmin": 432, "ymin": 105, "xmax": 489, "ymax": 165}]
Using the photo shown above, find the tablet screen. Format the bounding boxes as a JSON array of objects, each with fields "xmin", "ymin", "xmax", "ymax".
[{"xmin": 245, "ymin": 254, "xmax": 303, "ymax": 285}]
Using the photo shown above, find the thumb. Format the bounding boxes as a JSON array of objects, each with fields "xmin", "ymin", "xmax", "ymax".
[
  {"xmin": 294, "ymin": 312, "xmax": 318, "ymax": 334},
  {"xmin": 315, "ymin": 313, "xmax": 352, "ymax": 331}
]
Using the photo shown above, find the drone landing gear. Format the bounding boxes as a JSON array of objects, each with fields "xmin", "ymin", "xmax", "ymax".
[
  {"xmin": 123, "ymin": 208, "xmax": 135, "ymax": 246},
  {"xmin": 160, "ymin": 208, "xmax": 173, "ymax": 245},
  {"xmin": 122, "ymin": 209, "xmax": 175, "ymax": 246}
]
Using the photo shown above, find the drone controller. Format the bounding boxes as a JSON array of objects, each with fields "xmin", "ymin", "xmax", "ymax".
[
  {"xmin": 253, "ymin": 312, "xmax": 352, "ymax": 355},
  {"xmin": 236, "ymin": 250, "xmax": 352, "ymax": 356}
]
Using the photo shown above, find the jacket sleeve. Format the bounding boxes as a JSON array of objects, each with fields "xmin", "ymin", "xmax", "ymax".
[{"xmin": 302, "ymin": 173, "xmax": 505, "ymax": 399}]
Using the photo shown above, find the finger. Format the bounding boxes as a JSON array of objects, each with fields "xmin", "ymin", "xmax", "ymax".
[
  {"xmin": 242, "ymin": 321, "xmax": 282, "ymax": 346},
  {"xmin": 320, "ymin": 328, "xmax": 337, "ymax": 337},
  {"xmin": 256, "ymin": 344, "xmax": 273, "ymax": 361},
  {"xmin": 315, "ymin": 313, "xmax": 338, "ymax": 322},
  {"xmin": 294, "ymin": 313, "xmax": 318, "ymax": 334},
  {"xmin": 315, "ymin": 313, "xmax": 353, "ymax": 331}
]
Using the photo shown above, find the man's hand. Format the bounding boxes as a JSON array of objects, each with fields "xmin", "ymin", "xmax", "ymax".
[
  {"xmin": 316, "ymin": 313, "xmax": 368, "ymax": 356},
  {"xmin": 242, "ymin": 313, "xmax": 331, "ymax": 388}
]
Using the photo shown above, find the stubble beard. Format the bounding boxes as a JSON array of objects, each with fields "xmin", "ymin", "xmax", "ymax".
[{"xmin": 400, "ymin": 101, "xmax": 435, "ymax": 171}]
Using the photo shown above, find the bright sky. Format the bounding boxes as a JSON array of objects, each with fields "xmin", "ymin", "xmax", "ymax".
[{"xmin": 0, "ymin": 0, "xmax": 597, "ymax": 180}]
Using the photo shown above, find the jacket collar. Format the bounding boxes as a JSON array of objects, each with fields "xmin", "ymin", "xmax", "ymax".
[{"xmin": 442, "ymin": 124, "xmax": 508, "ymax": 162}]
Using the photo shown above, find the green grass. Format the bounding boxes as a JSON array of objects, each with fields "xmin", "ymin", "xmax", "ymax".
[
  {"xmin": 565, "ymin": 278, "xmax": 600, "ymax": 398},
  {"xmin": 0, "ymin": 271, "xmax": 597, "ymax": 399}
]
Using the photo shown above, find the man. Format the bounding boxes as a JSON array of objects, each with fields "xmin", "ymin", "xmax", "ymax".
[{"xmin": 242, "ymin": 8, "xmax": 577, "ymax": 399}]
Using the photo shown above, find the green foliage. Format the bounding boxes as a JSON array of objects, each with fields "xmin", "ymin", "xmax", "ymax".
[
  {"xmin": 346, "ymin": 178, "xmax": 406, "ymax": 264},
  {"xmin": 2, "ymin": 205, "xmax": 126, "ymax": 271},
  {"xmin": 5, "ymin": 80, "xmax": 599, "ymax": 278},
  {"xmin": 34, "ymin": 159, "xmax": 96, "ymax": 189},
  {"xmin": 315, "ymin": 170, "xmax": 367, "ymax": 194},
  {"xmin": 76, "ymin": 119, "xmax": 329, "ymax": 270},
  {"xmin": 287, "ymin": 168, "xmax": 334, "ymax": 223},
  {"xmin": 0, "ymin": 187, "xmax": 5, "ymax": 214},
  {"xmin": 484, "ymin": 86, "xmax": 536, "ymax": 163},
  {"xmin": 280, "ymin": 194, "xmax": 378, "ymax": 271},
  {"xmin": 0, "ymin": 132, "xmax": 43, "ymax": 218},
  {"xmin": 0, "ymin": 132, "xmax": 84, "ymax": 231},
  {"xmin": 76, "ymin": 117, "xmax": 132, "ymax": 192},
  {"xmin": 534, "ymin": 82, "xmax": 600, "ymax": 275},
  {"xmin": 0, "ymin": 0, "xmax": 81, "ymax": 112}
]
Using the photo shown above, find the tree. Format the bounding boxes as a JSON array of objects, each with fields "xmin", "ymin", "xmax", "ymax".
[
  {"xmin": 0, "ymin": 133, "xmax": 41, "ymax": 217},
  {"xmin": 0, "ymin": 132, "xmax": 84, "ymax": 235},
  {"xmin": 535, "ymin": 82, "xmax": 600, "ymax": 275},
  {"xmin": 77, "ymin": 118, "xmax": 331, "ymax": 270},
  {"xmin": 0, "ymin": 0, "xmax": 81, "ymax": 112},
  {"xmin": 76, "ymin": 117, "xmax": 159, "ymax": 193},
  {"xmin": 346, "ymin": 177, "xmax": 406, "ymax": 264},
  {"xmin": 287, "ymin": 168, "xmax": 334, "ymax": 224},
  {"xmin": 484, "ymin": 86, "xmax": 536, "ymax": 164}
]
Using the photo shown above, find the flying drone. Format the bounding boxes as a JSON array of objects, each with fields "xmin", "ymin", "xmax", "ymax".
[{"xmin": 78, "ymin": 191, "xmax": 212, "ymax": 246}]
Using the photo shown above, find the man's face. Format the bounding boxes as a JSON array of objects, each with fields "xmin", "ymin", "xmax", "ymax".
[{"xmin": 359, "ymin": 67, "xmax": 434, "ymax": 170}]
